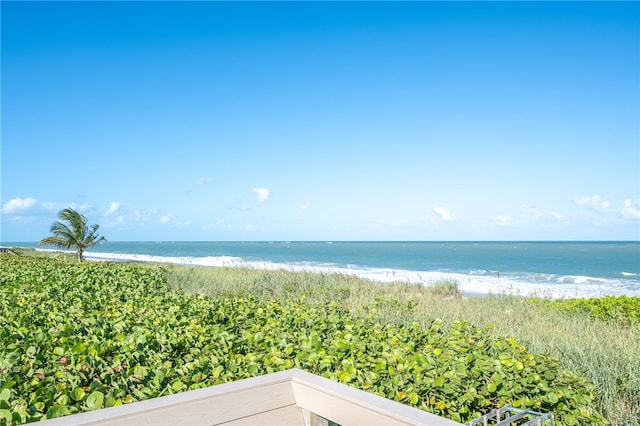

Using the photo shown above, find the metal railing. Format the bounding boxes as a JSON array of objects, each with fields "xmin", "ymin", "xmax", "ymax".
[{"xmin": 469, "ymin": 405, "xmax": 554, "ymax": 426}]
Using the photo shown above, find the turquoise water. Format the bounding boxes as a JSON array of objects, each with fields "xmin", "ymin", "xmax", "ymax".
[{"xmin": 6, "ymin": 241, "xmax": 639, "ymax": 298}]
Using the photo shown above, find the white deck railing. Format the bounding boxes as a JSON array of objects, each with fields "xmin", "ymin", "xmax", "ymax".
[{"xmin": 41, "ymin": 368, "xmax": 464, "ymax": 426}]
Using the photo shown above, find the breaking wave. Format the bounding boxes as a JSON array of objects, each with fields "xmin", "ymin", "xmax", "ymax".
[{"xmin": 81, "ymin": 251, "xmax": 639, "ymax": 299}]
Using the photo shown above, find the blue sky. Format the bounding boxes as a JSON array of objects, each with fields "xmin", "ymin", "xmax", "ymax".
[{"xmin": 2, "ymin": 1, "xmax": 639, "ymax": 242}]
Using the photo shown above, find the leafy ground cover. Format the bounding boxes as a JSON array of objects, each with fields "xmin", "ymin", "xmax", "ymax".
[
  {"xmin": 528, "ymin": 295, "xmax": 640, "ymax": 328},
  {"xmin": 165, "ymin": 265, "xmax": 640, "ymax": 425},
  {"xmin": 0, "ymin": 256, "xmax": 610, "ymax": 424}
]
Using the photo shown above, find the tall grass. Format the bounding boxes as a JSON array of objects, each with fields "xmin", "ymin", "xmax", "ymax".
[
  {"xmin": 415, "ymin": 295, "xmax": 640, "ymax": 426},
  {"xmin": 164, "ymin": 264, "xmax": 640, "ymax": 426},
  {"xmin": 11, "ymin": 247, "xmax": 75, "ymax": 261}
]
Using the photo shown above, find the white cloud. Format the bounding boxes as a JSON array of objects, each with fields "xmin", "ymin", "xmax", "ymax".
[
  {"xmin": 215, "ymin": 219, "xmax": 230, "ymax": 229},
  {"xmin": 104, "ymin": 201, "xmax": 121, "ymax": 216},
  {"xmin": 574, "ymin": 195, "xmax": 640, "ymax": 222},
  {"xmin": 252, "ymin": 187, "xmax": 270, "ymax": 202},
  {"xmin": 434, "ymin": 206, "xmax": 452, "ymax": 222},
  {"xmin": 70, "ymin": 203, "xmax": 92, "ymax": 213},
  {"xmin": 495, "ymin": 215, "xmax": 513, "ymax": 226},
  {"xmin": 2, "ymin": 197, "xmax": 37, "ymax": 214},
  {"xmin": 299, "ymin": 202, "xmax": 310, "ymax": 212},
  {"xmin": 574, "ymin": 195, "xmax": 611, "ymax": 212},
  {"xmin": 158, "ymin": 215, "xmax": 171, "ymax": 224},
  {"xmin": 491, "ymin": 205, "xmax": 566, "ymax": 230},
  {"xmin": 41, "ymin": 202, "xmax": 61, "ymax": 211},
  {"xmin": 621, "ymin": 199, "xmax": 640, "ymax": 220},
  {"xmin": 519, "ymin": 205, "xmax": 566, "ymax": 226},
  {"xmin": 104, "ymin": 207, "xmax": 159, "ymax": 229},
  {"xmin": 198, "ymin": 177, "xmax": 213, "ymax": 185},
  {"xmin": 132, "ymin": 208, "xmax": 157, "ymax": 220},
  {"xmin": 520, "ymin": 205, "xmax": 544, "ymax": 221},
  {"xmin": 392, "ymin": 218, "xmax": 407, "ymax": 226},
  {"xmin": 203, "ymin": 219, "xmax": 228, "ymax": 231}
]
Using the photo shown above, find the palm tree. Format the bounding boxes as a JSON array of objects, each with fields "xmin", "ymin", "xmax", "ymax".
[{"xmin": 39, "ymin": 208, "xmax": 107, "ymax": 261}]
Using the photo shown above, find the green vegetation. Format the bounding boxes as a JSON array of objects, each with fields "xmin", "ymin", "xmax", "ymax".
[
  {"xmin": 529, "ymin": 295, "xmax": 640, "ymax": 328},
  {"xmin": 425, "ymin": 280, "xmax": 462, "ymax": 298},
  {"xmin": 1, "ymin": 255, "xmax": 638, "ymax": 425},
  {"xmin": 8, "ymin": 248, "xmax": 75, "ymax": 262},
  {"xmin": 164, "ymin": 264, "xmax": 640, "ymax": 425},
  {"xmin": 38, "ymin": 208, "xmax": 106, "ymax": 261}
]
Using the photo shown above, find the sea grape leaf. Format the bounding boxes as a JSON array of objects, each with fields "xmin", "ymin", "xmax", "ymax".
[
  {"xmin": 337, "ymin": 370, "xmax": 352, "ymax": 382},
  {"xmin": 0, "ymin": 409, "xmax": 12, "ymax": 422},
  {"xmin": 86, "ymin": 391, "xmax": 104, "ymax": 411},
  {"xmin": 0, "ymin": 389, "xmax": 10, "ymax": 401},
  {"xmin": 46, "ymin": 405, "xmax": 69, "ymax": 419},
  {"xmin": 71, "ymin": 387, "xmax": 85, "ymax": 402},
  {"xmin": 0, "ymin": 256, "xmax": 610, "ymax": 425}
]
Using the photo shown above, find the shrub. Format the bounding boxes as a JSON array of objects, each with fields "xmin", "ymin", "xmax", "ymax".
[
  {"xmin": 529, "ymin": 295, "xmax": 640, "ymax": 328},
  {"xmin": 0, "ymin": 256, "xmax": 606, "ymax": 425}
]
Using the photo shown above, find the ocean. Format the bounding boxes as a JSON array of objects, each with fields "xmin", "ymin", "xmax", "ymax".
[{"xmin": 5, "ymin": 241, "xmax": 639, "ymax": 299}]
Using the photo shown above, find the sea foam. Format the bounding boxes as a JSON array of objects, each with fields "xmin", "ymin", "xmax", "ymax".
[{"xmin": 80, "ymin": 251, "xmax": 638, "ymax": 299}]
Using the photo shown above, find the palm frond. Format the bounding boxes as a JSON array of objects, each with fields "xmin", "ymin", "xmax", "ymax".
[
  {"xmin": 38, "ymin": 208, "xmax": 107, "ymax": 260},
  {"xmin": 83, "ymin": 224, "xmax": 106, "ymax": 248},
  {"xmin": 49, "ymin": 222, "xmax": 77, "ymax": 244},
  {"xmin": 38, "ymin": 236, "xmax": 72, "ymax": 249}
]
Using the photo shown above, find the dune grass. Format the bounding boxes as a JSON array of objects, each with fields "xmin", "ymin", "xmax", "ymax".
[
  {"xmin": 163, "ymin": 264, "xmax": 640, "ymax": 426},
  {"xmin": 9, "ymin": 247, "xmax": 75, "ymax": 261}
]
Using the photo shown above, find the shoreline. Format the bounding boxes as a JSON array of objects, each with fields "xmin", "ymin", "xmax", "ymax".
[{"xmin": 28, "ymin": 247, "xmax": 639, "ymax": 299}]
